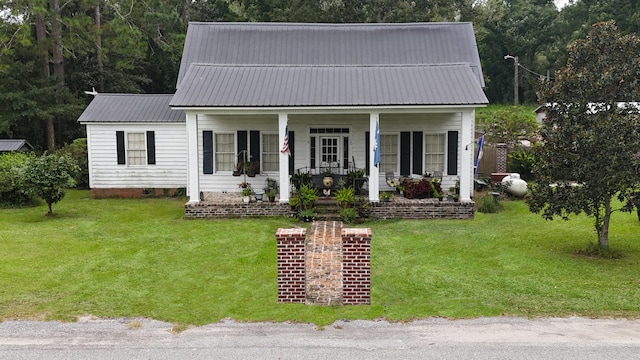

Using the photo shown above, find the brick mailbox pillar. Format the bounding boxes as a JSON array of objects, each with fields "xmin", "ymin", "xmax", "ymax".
[
  {"xmin": 341, "ymin": 228, "xmax": 372, "ymax": 305},
  {"xmin": 275, "ymin": 228, "xmax": 306, "ymax": 303}
]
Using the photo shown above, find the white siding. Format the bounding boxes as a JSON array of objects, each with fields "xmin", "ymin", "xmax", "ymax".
[
  {"xmin": 194, "ymin": 112, "xmax": 470, "ymax": 194},
  {"xmin": 86, "ymin": 123, "xmax": 187, "ymax": 188}
]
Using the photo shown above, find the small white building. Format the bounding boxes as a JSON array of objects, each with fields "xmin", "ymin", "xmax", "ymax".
[{"xmin": 78, "ymin": 94, "xmax": 187, "ymax": 198}]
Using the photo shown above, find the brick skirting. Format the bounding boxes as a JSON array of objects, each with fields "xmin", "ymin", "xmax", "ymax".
[
  {"xmin": 185, "ymin": 201, "xmax": 295, "ymax": 218},
  {"xmin": 371, "ymin": 199, "xmax": 475, "ymax": 220}
]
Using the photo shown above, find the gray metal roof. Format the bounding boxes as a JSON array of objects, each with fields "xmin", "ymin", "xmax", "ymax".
[
  {"xmin": 177, "ymin": 22, "xmax": 485, "ymax": 89},
  {"xmin": 78, "ymin": 94, "xmax": 184, "ymax": 123},
  {"xmin": 171, "ymin": 64, "xmax": 488, "ymax": 107},
  {"xmin": 0, "ymin": 139, "xmax": 33, "ymax": 152}
]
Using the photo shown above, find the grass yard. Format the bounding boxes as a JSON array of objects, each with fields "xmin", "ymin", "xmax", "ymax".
[{"xmin": 1, "ymin": 190, "xmax": 639, "ymax": 327}]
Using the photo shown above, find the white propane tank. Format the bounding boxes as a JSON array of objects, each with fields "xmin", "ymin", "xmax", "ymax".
[{"xmin": 501, "ymin": 173, "xmax": 528, "ymax": 197}]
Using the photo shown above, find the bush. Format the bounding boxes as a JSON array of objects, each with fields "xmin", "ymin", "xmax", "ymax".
[
  {"xmin": 340, "ymin": 207, "xmax": 359, "ymax": 224},
  {"xmin": 508, "ymin": 147, "xmax": 536, "ymax": 181},
  {"xmin": 475, "ymin": 193, "xmax": 503, "ymax": 213},
  {"xmin": 55, "ymin": 138, "xmax": 89, "ymax": 189},
  {"xmin": 22, "ymin": 153, "xmax": 79, "ymax": 215},
  {"xmin": 0, "ymin": 152, "xmax": 34, "ymax": 206}
]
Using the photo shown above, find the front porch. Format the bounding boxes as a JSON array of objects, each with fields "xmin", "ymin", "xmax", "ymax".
[{"xmin": 184, "ymin": 192, "xmax": 475, "ymax": 220}]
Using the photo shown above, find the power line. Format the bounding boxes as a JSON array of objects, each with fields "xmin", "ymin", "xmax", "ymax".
[{"xmin": 518, "ymin": 62, "xmax": 555, "ymax": 81}]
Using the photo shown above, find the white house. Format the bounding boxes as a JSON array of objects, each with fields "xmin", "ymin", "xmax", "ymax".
[
  {"xmin": 79, "ymin": 22, "xmax": 488, "ymax": 204},
  {"xmin": 78, "ymin": 94, "xmax": 187, "ymax": 198}
]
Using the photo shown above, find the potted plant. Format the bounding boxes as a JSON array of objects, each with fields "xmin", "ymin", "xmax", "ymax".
[
  {"xmin": 433, "ymin": 190, "xmax": 443, "ymax": 201},
  {"xmin": 266, "ymin": 188, "xmax": 277, "ymax": 202},
  {"xmin": 379, "ymin": 192, "xmax": 393, "ymax": 202},
  {"xmin": 232, "ymin": 162, "xmax": 245, "ymax": 176},
  {"xmin": 322, "ymin": 167, "xmax": 334, "ymax": 188},
  {"xmin": 246, "ymin": 162, "xmax": 259, "ymax": 177},
  {"xmin": 291, "ymin": 169, "xmax": 311, "ymax": 191},
  {"xmin": 347, "ymin": 168, "xmax": 367, "ymax": 195},
  {"xmin": 298, "ymin": 183, "xmax": 319, "ymax": 211},
  {"xmin": 241, "ymin": 188, "xmax": 252, "ymax": 203},
  {"xmin": 335, "ymin": 187, "xmax": 355, "ymax": 208},
  {"xmin": 299, "ymin": 209, "xmax": 316, "ymax": 222}
]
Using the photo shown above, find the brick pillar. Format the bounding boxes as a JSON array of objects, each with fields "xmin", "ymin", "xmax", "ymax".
[
  {"xmin": 496, "ymin": 143, "xmax": 508, "ymax": 173},
  {"xmin": 276, "ymin": 228, "xmax": 306, "ymax": 303},
  {"xmin": 341, "ymin": 228, "xmax": 372, "ymax": 305}
]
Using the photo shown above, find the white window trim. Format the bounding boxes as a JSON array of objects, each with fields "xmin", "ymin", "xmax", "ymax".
[
  {"xmin": 261, "ymin": 132, "xmax": 280, "ymax": 173},
  {"xmin": 424, "ymin": 132, "xmax": 446, "ymax": 175},
  {"xmin": 214, "ymin": 132, "xmax": 236, "ymax": 174},
  {"xmin": 126, "ymin": 132, "xmax": 147, "ymax": 167},
  {"xmin": 379, "ymin": 132, "xmax": 400, "ymax": 174}
]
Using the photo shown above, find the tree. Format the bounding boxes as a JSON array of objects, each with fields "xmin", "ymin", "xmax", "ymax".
[
  {"xmin": 22, "ymin": 153, "xmax": 79, "ymax": 216},
  {"xmin": 527, "ymin": 21, "xmax": 640, "ymax": 250}
]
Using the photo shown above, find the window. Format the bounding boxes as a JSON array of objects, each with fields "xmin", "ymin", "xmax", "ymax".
[
  {"xmin": 116, "ymin": 131, "xmax": 155, "ymax": 166},
  {"xmin": 215, "ymin": 133, "xmax": 235, "ymax": 172},
  {"xmin": 127, "ymin": 133, "xmax": 146, "ymax": 165},
  {"xmin": 424, "ymin": 133, "xmax": 445, "ymax": 173},
  {"xmin": 379, "ymin": 134, "xmax": 398, "ymax": 173},
  {"xmin": 262, "ymin": 133, "xmax": 279, "ymax": 172}
]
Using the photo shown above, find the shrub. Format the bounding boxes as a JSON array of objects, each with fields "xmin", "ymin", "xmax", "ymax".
[
  {"xmin": 22, "ymin": 153, "xmax": 79, "ymax": 215},
  {"xmin": 340, "ymin": 207, "xmax": 359, "ymax": 224},
  {"xmin": 0, "ymin": 152, "xmax": 34, "ymax": 206},
  {"xmin": 508, "ymin": 147, "xmax": 536, "ymax": 181},
  {"xmin": 475, "ymin": 193, "xmax": 503, "ymax": 213},
  {"xmin": 335, "ymin": 187, "xmax": 355, "ymax": 208},
  {"xmin": 55, "ymin": 138, "xmax": 89, "ymax": 189}
]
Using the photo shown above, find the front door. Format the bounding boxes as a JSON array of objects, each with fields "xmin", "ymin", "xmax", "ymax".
[{"xmin": 320, "ymin": 136, "xmax": 340, "ymax": 169}]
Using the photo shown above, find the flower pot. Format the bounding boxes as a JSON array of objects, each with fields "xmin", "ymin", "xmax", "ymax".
[
  {"xmin": 255, "ymin": 193, "xmax": 263, "ymax": 202},
  {"xmin": 268, "ymin": 196, "xmax": 275, "ymax": 203},
  {"xmin": 242, "ymin": 196, "xmax": 250, "ymax": 203}
]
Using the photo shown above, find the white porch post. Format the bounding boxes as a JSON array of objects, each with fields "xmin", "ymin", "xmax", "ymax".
[
  {"xmin": 369, "ymin": 112, "xmax": 380, "ymax": 202},
  {"xmin": 278, "ymin": 113, "xmax": 290, "ymax": 203},
  {"xmin": 186, "ymin": 112, "xmax": 200, "ymax": 203},
  {"xmin": 460, "ymin": 110, "xmax": 474, "ymax": 202}
]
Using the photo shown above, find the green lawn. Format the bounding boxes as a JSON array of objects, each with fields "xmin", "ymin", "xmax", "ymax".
[{"xmin": 1, "ymin": 190, "xmax": 639, "ymax": 327}]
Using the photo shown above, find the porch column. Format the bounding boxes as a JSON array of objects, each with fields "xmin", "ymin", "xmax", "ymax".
[
  {"xmin": 460, "ymin": 110, "xmax": 474, "ymax": 202},
  {"xmin": 368, "ymin": 113, "xmax": 380, "ymax": 202},
  {"xmin": 186, "ymin": 112, "xmax": 200, "ymax": 203},
  {"xmin": 278, "ymin": 113, "xmax": 290, "ymax": 203}
]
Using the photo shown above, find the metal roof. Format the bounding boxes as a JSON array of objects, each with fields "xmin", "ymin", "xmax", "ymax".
[
  {"xmin": 78, "ymin": 94, "xmax": 184, "ymax": 123},
  {"xmin": 171, "ymin": 64, "xmax": 488, "ymax": 107},
  {"xmin": 177, "ymin": 22, "xmax": 485, "ymax": 89},
  {"xmin": 0, "ymin": 139, "xmax": 33, "ymax": 152}
]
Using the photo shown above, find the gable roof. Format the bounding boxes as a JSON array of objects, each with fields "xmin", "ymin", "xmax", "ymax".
[
  {"xmin": 173, "ymin": 22, "xmax": 487, "ymax": 108},
  {"xmin": 172, "ymin": 64, "xmax": 487, "ymax": 107},
  {"xmin": 78, "ymin": 94, "xmax": 185, "ymax": 123},
  {"xmin": 0, "ymin": 139, "xmax": 33, "ymax": 152}
]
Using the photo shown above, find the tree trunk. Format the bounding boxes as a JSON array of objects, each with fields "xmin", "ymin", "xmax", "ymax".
[
  {"xmin": 183, "ymin": 0, "xmax": 190, "ymax": 28},
  {"xmin": 47, "ymin": 201, "xmax": 53, "ymax": 216},
  {"xmin": 95, "ymin": 1, "xmax": 104, "ymax": 92},
  {"xmin": 35, "ymin": 14, "xmax": 50, "ymax": 77},
  {"xmin": 597, "ymin": 197, "xmax": 611, "ymax": 248},
  {"xmin": 50, "ymin": 0, "xmax": 64, "ymax": 86}
]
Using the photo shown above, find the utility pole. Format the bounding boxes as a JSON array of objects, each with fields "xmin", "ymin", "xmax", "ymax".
[{"xmin": 504, "ymin": 55, "xmax": 519, "ymax": 106}]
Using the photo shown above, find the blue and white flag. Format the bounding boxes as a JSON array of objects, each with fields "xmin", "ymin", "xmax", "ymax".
[
  {"xmin": 474, "ymin": 134, "xmax": 485, "ymax": 178},
  {"xmin": 374, "ymin": 120, "xmax": 381, "ymax": 167}
]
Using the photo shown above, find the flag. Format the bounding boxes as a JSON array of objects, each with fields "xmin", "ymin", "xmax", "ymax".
[
  {"xmin": 280, "ymin": 124, "xmax": 290, "ymax": 156},
  {"xmin": 374, "ymin": 120, "xmax": 381, "ymax": 167},
  {"xmin": 474, "ymin": 134, "xmax": 485, "ymax": 178}
]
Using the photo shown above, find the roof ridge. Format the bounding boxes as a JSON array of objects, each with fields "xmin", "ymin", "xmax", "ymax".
[
  {"xmin": 188, "ymin": 21, "xmax": 470, "ymax": 27},
  {"xmin": 189, "ymin": 63, "xmax": 472, "ymax": 68}
]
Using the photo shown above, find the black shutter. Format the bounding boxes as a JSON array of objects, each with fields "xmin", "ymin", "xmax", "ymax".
[
  {"xmin": 250, "ymin": 130, "xmax": 260, "ymax": 174},
  {"xmin": 400, "ymin": 132, "xmax": 411, "ymax": 175},
  {"xmin": 237, "ymin": 131, "xmax": 248, "ymax": 163},
  {"xmin": 412, "ymin": 131, "xmax": 423, "ymax": 175},
  {"xmin": 447, "ymin": 131, "xmax": 459, "ymax": 175},
  {"xmin": 203, "ymin": 130, "xmax": 213, "ymax": 174},
  {"xmin": 146, "ymin": 131, "xmax": 156, "ymax": 165},
  {"xmin": 116, "ymin": 131, "xmax": 125, "ymax": 165},
  {"xmin": 343, "ymin": 137, "xmax": 349, "ymax": 170},
  {"xmin": 288, "ymin": 131, "xmax": 295, "ymax": 175},
  {"xmin": 365, "ymin": 131, "xmax": 370, "ymax": 175}
]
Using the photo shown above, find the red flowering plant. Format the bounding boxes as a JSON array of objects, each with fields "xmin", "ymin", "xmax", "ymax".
[{"xmin": 412, "ymin": 178, "xmax": 433, "ymax": 199}]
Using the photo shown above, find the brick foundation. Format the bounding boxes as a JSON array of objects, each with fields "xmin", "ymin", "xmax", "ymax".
[
  {"xmin": 341, "ymin": 228, "xmax": 371, "ymax": 305},
  {"xmin": 186, "ymin": 202, "xmax": 295, "ymax": 218},
  {"xmin": 371, "ymin": 199, "xmax": 475, "ymax": 220},
  {"xmin": 276, "ymin": 228, "xmax": 307, "ymax": 303},
  {"xmin": 91, "ymin": 188, "xmax": 184, "ymax": 199}
]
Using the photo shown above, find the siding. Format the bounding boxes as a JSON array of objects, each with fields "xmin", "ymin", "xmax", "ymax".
[
  {"xmin": 194, "ymin": 113, "xmax": 466, "ymax": 193},
  {"xmin": 87, "ymin": 123, "xmax": 187, "ymax": 188}
]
